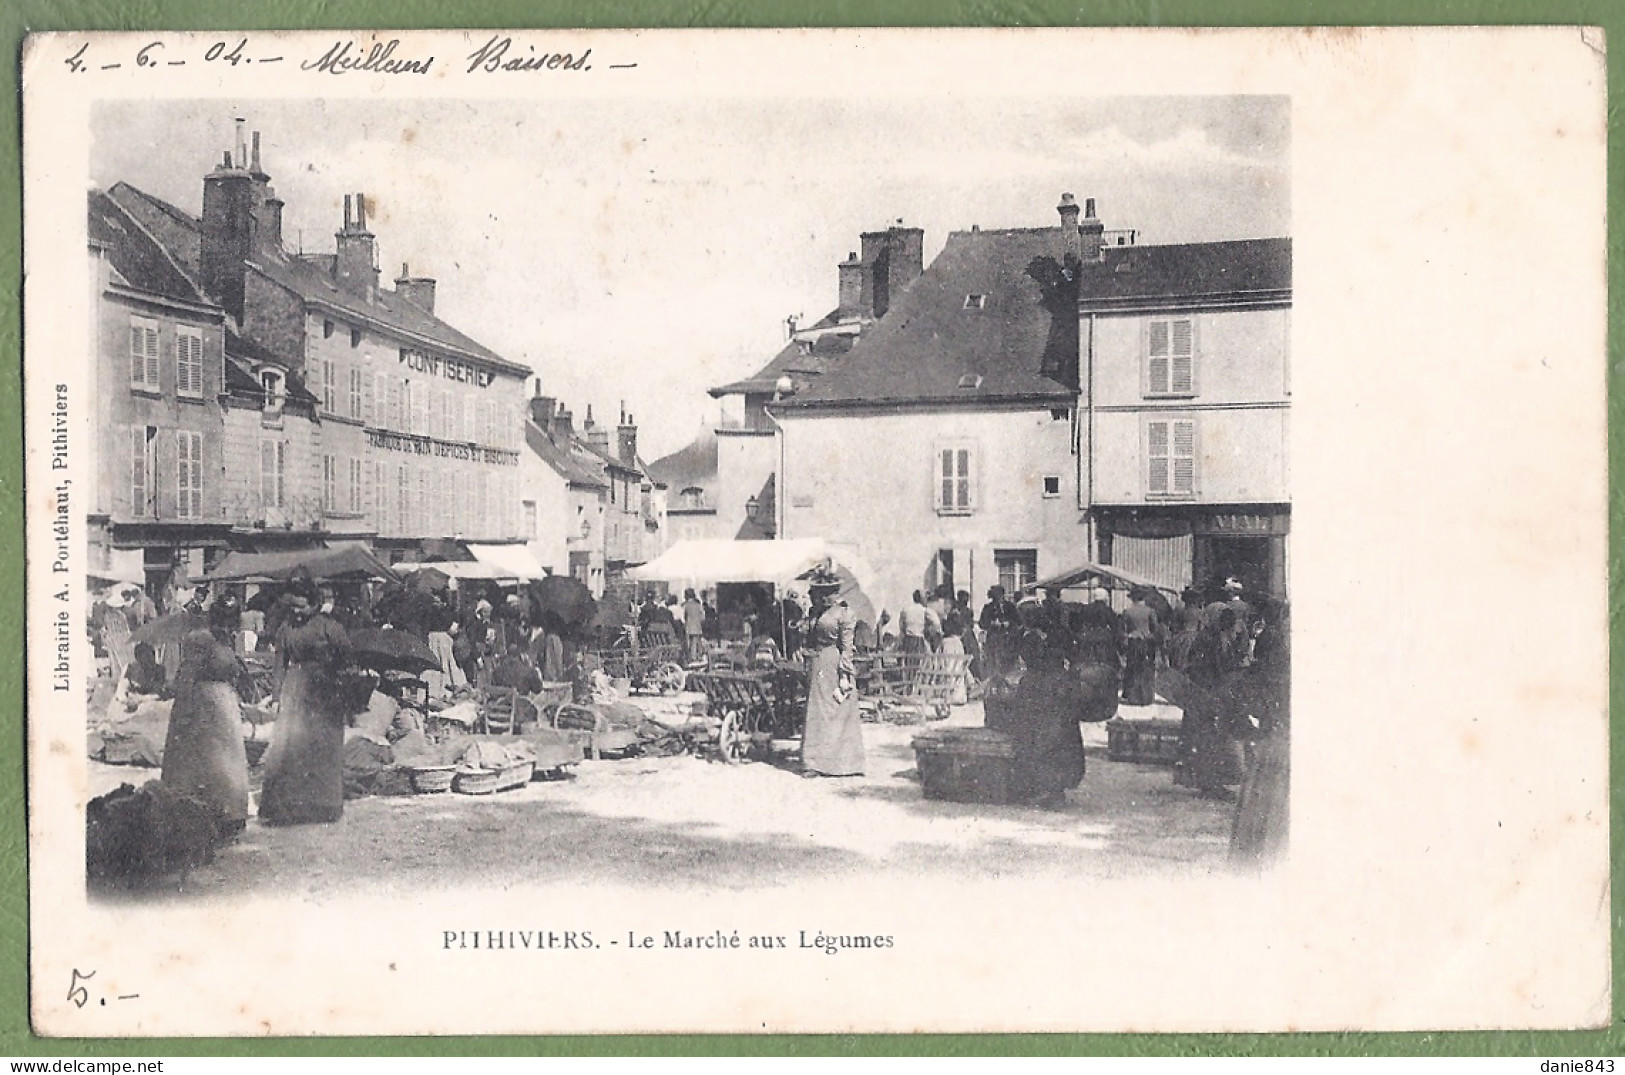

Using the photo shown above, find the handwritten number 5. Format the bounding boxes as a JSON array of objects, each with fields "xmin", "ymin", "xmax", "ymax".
[{"xmin": 67, "ymin": 968, "xmax": 94, "ymax": 1009}]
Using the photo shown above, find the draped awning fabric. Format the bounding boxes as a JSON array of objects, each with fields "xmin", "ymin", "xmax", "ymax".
[
  {"xmin": 403, "ymin": 560, "xmax": 512, "ymax": 582},
  {"xmin": 466, "ymin": 543, "xmax": 549, "ymax": 581},
  {"xmin": 204, "ymin": 545, "xmax": 398, "ymax": 583},
  {"xmin": 1024, "ymin": 560, "xmax": 1175, "ymax": 595},
  {"xmin": 628, "ymin": 539, "xmax": 834, "ymax": 586}
]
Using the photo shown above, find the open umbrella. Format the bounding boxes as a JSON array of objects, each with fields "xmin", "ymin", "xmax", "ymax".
[
  {"xmin": 129, "ymin": 611, "xmax": 208, "ymax": 648},
  {"xmin": 346, "ymin": 626, "xmax": 440, "ymax": 675},
  {"xmin": 531, "ymin": 575, "xmax": 597, "ymax": 629}
]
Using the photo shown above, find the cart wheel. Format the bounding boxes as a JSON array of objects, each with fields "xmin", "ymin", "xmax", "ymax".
[{"xmin": 716, "ymin": 709, "xmax": 747, "ymax": 764}]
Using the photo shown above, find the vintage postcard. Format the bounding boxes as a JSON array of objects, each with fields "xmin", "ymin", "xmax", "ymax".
[{"xmin": 22, "ymin": 28, "xmax": 1607, "ymax": 1036}]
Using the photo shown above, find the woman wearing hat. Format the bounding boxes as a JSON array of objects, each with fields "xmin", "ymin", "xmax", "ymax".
[
  {"xmin": 94, "ymin": 585, "xmax": 136, "ymax": 685},
  {"xmin": 799, "ymin": 568, "xmax": 864, "ymax": 778},
  {"xmin": 162, "ymin": 596, "xmax": 251, "ymax": 836},
  {"xmin": 260, "ymin": 577, "xmax": 354, "ymax": 825}
]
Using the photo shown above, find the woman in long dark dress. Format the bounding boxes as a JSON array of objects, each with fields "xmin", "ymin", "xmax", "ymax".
[
  {"xmin": 799, "ymin": 572, "xmax": 864, "ymax": 777},
  {"xmin": 1231, "ymin": 599, "xmax": 1290, "ymax": 866},
  {"xmin": 986, "ymin": 605, "xmax": 1086, "ymax": 809},
  {"xmin": 161, "ymin": 599, "xmax": 250, "ymax": 835},
  {"xmin": 260, "ymin": 583, "xmax": 353, "ymax": 825},
  {"xmin": 1168, "ymin": 605, "xmax": 1247, "ymax": 797}
]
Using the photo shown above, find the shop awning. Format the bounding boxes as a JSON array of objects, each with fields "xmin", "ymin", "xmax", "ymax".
[
  {"xmin": 204, "ymin": 545, "xmax": 398, "ymax": 583},
  {"xmin": 628, "ymin": 539, "xmax": 833, "ymax": 586},
  {"xmin": 466, "ymin": 543, "xmax": 548, "ymax": 581},
  {"xmin": 403, "ymin": 560, "xmax": 513, "ymax": 582},
  {"xmin": 1025, "ymin": 560, "xmax": 1174, "ymax": 594}
]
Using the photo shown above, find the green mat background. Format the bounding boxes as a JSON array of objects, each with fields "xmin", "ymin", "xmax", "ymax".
[{"xmin": 1, "ymin": 1, "xmax": 1618, "ymax": 1058}]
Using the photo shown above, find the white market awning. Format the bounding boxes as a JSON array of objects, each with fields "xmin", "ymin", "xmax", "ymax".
[
  {"xmin": 466, "ymin": 543, "xmax": 549, "ymax": 581},
  {"xmin": 628, "ymin": 539, "xmax": 832, "ymax": 586}
]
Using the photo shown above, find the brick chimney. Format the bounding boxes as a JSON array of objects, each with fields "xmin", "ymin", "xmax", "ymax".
[
  {"xmin": 529, "ymin": 378, "xmax": 557, "ymax": 431},
  {"xmin": 200, "ymin": 118, "xmax": 282, "ymax": 322},
  {"xmin": 583, "ymin": 405, "xmax": 612, "ymax": 457},
  {"xmin": 837, "ymin": 251, "xmax": 864, "ymax": 318},
  {"xmin": 1080, "ymin": 196, "xmax": 1105, "ymax": 262},
  {"xmin": 554, "ymin": 405, "xmax": 574, "ymax": 441},
  {"xmin": 616, "ymin": 403, "xmax": 638, "ymax": 466},
  {"xmin": 334, "ymin": 192, "xmax": 379, "ymax": 300},
  {"xmin": 1058, "ymin": 192, "xmax": 1081, "ymax": 262},
  {"xmin": 393, "ymin": 262, "xmax": 437, "ymax": 313},
  {"xmin": 859, "ymin": 224, "xmax": 925, "ymax": 319}
]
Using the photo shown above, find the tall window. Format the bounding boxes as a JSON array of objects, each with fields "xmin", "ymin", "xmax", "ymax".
[
  {"xmin": 374, "ymin": 371, "xmax": 390, "ymax": 428},
  {"xmin": 374, "ymin": 460, "xmax": 391, "ymax": 533},
  {"xmin": 322, "ymin": 454, "xmax": 338, "ymax": 512},
  {"xmin": 348, "ymin": 458, "xmax": 364, "ymax": 514},
  {"xmin": 523, "ymin": 500, "xmax": 537, "ymax": 539},
  {"xmin": 1146, "ymin": 317, "xmax": 1195, "ymax": 397},
  {"xmin": 129, "ymin": 317, "xmax": 160, "ymax": 390},
  {"xmin": 321, "ymin": 358, "xmax": 337, "ymax": 413},
  {"xmin": 475, "ymin": 471, "xmax": 489, "ymax": 537},
  {"xmin": 418, "ymin": 469, "xmax": 430, "ymax": 535},
  {"xmin": 995, "ymin": 549, "xmax": 1038, "ymax": 593},
  {"xmin": 349, "ymin": 368, "xmax": 364, "ymax": 420},
  {"xmin": 1147, "ymin": 417, "xmax": 1197, "ymax": 497},
  {"xmin": 438, "ymin": 389, "xmax": 452, "ymax": 441},
  {"xmin": 934, "ymin": 442, "xmax": 975, "ymax": 515},
  {"xmin": 260, "ymin": 439, "xmax": 285, "ymax": 510},
  {"xmin": 175, "ymin": 430, "xmax": 202, "ymax": 519},
  {"xmin": 175, "ymin": 327, "xmax": 204, "ymax": 398},
  {"xmin": 130, "ymin": 425, "xmax": 156, "ymax": 517},
  {"xmin": 396, "ymin": 465, "xmax": 411, "ymax": 534},
  {"xmin": 401, "ymin": 379, "xmax": 414, "ymax": 434}
]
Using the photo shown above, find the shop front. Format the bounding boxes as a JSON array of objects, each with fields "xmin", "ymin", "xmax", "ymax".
[{"xmin": 1093, "ymin": 505, "xmax": 1289, "ymax": 598}]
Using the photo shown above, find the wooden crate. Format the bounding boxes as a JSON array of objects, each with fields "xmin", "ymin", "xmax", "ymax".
[
  {"xmin": 913, "ymin": 728, "xmax": 1017, "ymax": 805},
  {"xmin": 1105, "ymin": 717, "xmax": 1184, "ymax": 765}
]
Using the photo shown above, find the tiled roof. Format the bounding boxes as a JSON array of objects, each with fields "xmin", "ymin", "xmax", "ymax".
[
  {"xmin": 525, "ymin": 421, "xmax": 608, "ymax": 489},
  {"xmin": 708, "ymin": 311, "xmax": 859, "ymax": 397},
  {"xmin": 224, "ymin": 333, "xmax": 319, "ymax": 404},
  {"xmin": 250, "ymin": 254, "xmax": 531, "ymax": 377},
  {"xmin": 1076, "ymin": 238, "xmax": 1291, "ymax": 308},
  {"xmin": 647, "ymin": 429, "xmax": 718, "ymax": 509},
  {"xmin": 106, "ymin": 181, "xmax": 530, "ymax": 379},
  {"xmin": 88, "ymin": 189, "xmax": 211, "ymax": 307},
  {"xmin": 780, "ymin": 227, "xmax": 1077, "ymax": 409}
]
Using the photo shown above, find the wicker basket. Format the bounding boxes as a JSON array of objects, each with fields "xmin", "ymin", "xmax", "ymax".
[
  {"xmin": 410, "ymin": 765, "xmax": 456, "ymax": 794},
  {"xmin": 453, "ymin": 760, "xmax": 534, "ymax": 795},
  {"xmin": 1105, "ymin": 717, "xmax": 1184, "ymax": 765}
]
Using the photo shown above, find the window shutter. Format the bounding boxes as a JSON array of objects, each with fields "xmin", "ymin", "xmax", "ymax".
[
  {"xmin": 176, "ymin": 332, "xmax": 201, "ymax": 395},
  {"xmin": 1147, "ymin": 320, "xmax": 1170, "ymax": 395},
  {"xmin": 372, "ymin": 372, "xmax": 387, "ymax": 427},
  {"xmin": 1147, "ymin": 420, "xmax": 1170, "ymax": 494},
  {"xmin": 1170, "ymin": 319, "xmax": 1194, "ymax": 394},
  {"xmin": 129, "ymin": 325, "xmax": 145, "ymax": 385},
  {"xmin": 259, "ymin": 440, "xmax": 274, "ymax": 510},
  {"xmin": 145, "ymin": 326, "xmax": 160, "ymax": 387},
  {"xmin": 955, "ymin": 448, "xmax": 971, "ymax": 509},
  {"xmin": 175, "ymin": 431, "xmax": 199, "ymax": 518},
  {"xmin": 939, "ymin": 448, "xmax": 953, "ymax": 509},
  {"xmin": 389, "ymin": 379, "xmax": 404, "ymax": 431},
  {"xmin": 131, "ymin": 426, "xmax": 149, "ymax": 516},
  {"xmin": 1172, "ymin": 419, "xmax": 1196, "ymax": 494}
]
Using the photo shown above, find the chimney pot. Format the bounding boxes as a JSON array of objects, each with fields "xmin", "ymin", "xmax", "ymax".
[
  {"xmin": 234, "ymin": 117, "xmax": 246, "ymax": 167},
  {"xmin": 343, "ymin": 194, "xmax": 352, "ymax": 229},
  {"xmin": 251, "ymin": 130, "xmax": 262, "ymax": 173},
  {"xmin": 356, "ymin": 192, "xmax": 367, "ymax": 231},
  {"xmin": 1084, "ymin": 197, "xmax": 1096, "ymax": 218}
]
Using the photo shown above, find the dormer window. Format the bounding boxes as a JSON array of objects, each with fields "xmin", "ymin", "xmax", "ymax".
[
  {"xmin": 261, "ymin": 369, "xmax": 285, "ymax": 402},
  {"xmin": 957, "ymin": 374, "xmax": 984, "ymax": 390},
  {"xmin": 963, "ymin": 294, "xmax": 986, "ymax": 310}
]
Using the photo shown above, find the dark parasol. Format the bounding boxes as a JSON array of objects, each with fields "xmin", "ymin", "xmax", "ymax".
[
  {"xmin": 530, "ymin": 575, "xmax": 597, "ymax": 629},
  {"xmin": 346, "ymin": 625, "xmax": 440, "ymax": 675}
]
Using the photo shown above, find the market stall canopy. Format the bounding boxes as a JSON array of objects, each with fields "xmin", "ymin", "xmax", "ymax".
[
  {"xmin": 628, "ymin": 539, "xmax": 848, "ymax": 587},
  {"xmin": 406, "ymin": 560, "xmax": 514, "ymax": 582},
  {"xmin": 205, "ymin": 545, "xmax": 398, "ymax": 584},
  {"xmin": 467, "ymin": 543, "xmax": 549, "ymax": 581},
  {"xmin": 1024, "ymin": 561, "xmax": 1173, "ymax": 595}
]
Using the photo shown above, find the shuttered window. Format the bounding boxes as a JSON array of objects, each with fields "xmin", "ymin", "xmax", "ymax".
[
  {"xmin": 260, "ymin": 439, "xmax": 285, "ymax": 510},
  {"xmin": 321, "ymin": 358, "xmax": 337, "ymax": 413},
  {"xmin": 130, "ymin": 425, "xmax": 155, "ymax": 517},
  {"xmin": 175, "ymin": 328, "xmax": 204, "ymax": 397},
  {"xmin": 934, "ymin": 442, "xmax": 975, "ymax": 514},
  {"xmin": 374, "ymin": 460, "xmax": 390, "ymax": 534},
  {"xmin": 348, "ymin": 458, "xmax": 364, "ymax": 514},
  {"xmin": 129, "ymin": 317, "xmax": 160, "ymax": 390},
  {"xmin": 1147, "ymin": 418, "xmax": 1197, "ymax": 497},
  {"xmin": 1147, "ymin": 317, "xmax": 1195, "ymax": 396},
  {"xmin": 397, "ymin": 465, "xmax": 411, "ymax": 534},
  {"xmin": 349, "ymin": 368, "xmax": 364, "ymax": 420},
  {"xmin": 322, "ymin": 454, "xmax": 338, "ymax": 512},
  {"xmin": 373, "ymin": 371, "xmax": 389, "ymax": 428},
  {"xmin": 175, "ymin": 430, "xmax": 202, "ymax": 519}
]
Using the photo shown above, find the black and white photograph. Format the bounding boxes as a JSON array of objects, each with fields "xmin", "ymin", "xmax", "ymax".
[
  {"xmin": 23, "ymin": 29, "xmax": 1606, "ymax": 1037},
  {"xmin": 77, "ymin": 91, "xmax": 1291, "ymax": 899}
]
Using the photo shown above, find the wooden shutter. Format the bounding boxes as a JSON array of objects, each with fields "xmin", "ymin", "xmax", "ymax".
[
  {"xmin": 130, "ymin": 426, "xmax": 150, "ymax": 516},
  {"xmin": 1172, "ymin": 419, "xmax": 1197, "ymax": 494},
  {"xmin": 939, "ymin": 448, "xmax": 954, "ymax": 510},
  {"xmin": 350, "ymin": 369, "xmax": 364, "ymax": 420},
  {"xmin": 176, "ymin": 431, "xmax": 201, "ymax": 518},
  {"xmin": 176, "ymin": 331, "xmax": 203, "ymax": 396},
  {"xmin": 1147, "ymin": 420, "xmax": 1170, "ymax": 494},
  {"xmin": 1147, "ymin": 320, "xmax": 1170, "ymax": 395},
  {"xmin": 1170, "ymin": 319, "xmax": 1194, "ymax": 394},
  {"xmin": 372, "ymin": 371, "xmax": 388, "ymax": 427},
  {"xmin": 130, "ymin": 319, "xmax": 160, "ymax": 388}
]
